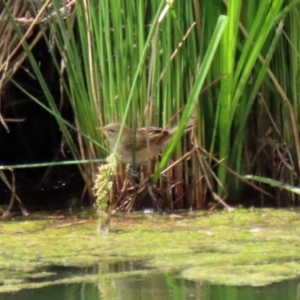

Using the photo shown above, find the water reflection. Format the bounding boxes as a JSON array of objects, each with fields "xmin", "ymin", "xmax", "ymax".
[{"xmin": 0, "ymin": 273, "xmax": 299, "ymax": 300}]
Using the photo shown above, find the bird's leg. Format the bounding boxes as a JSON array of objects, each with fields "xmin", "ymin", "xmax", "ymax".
[
  {"xmin": 128, "ymin": 164, "xmax": 142, "ymax": 184},
  {"xmin": 126, "ymin": 165, "xmax": 165, "ymax": 212},
  {"xmin": 145, "ymin": 178, "xmax": 164, "ymax": 213},
  {"xmin": 147, "ymin": 185, "xmax": 162, "ymax": 212}
]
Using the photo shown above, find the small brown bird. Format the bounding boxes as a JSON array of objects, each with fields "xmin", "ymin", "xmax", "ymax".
[{"xmin": 98, "ymin": 118, "xmax": 195, "ymax": 165}]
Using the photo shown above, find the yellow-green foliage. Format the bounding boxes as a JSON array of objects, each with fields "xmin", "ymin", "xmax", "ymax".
[
  {"xmin": 93, "ymin": 154, "xmax": 118, "ymax": 233},
  {"xmin": 0, "ymin": 208, "xmax": 300, "ymax": 291}
]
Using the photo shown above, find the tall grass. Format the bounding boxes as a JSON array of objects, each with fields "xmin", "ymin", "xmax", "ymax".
[
  {"xmin": 13, "ymin": 0, "xmax": 223, "ymax": 209},
  {"xmin": 3, "ymin": 0, "xmax": 300, "ymax": 209}
]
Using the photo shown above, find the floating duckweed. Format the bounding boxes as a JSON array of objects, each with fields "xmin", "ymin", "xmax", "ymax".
[{"xmin": 1, "ymin": 208, "xmax": 300, "ymax": 290}]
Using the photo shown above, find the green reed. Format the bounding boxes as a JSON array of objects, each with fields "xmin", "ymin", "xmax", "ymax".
[{"xmin": 4, "ymin": 0, "xmax": 300, "ymax": 208}]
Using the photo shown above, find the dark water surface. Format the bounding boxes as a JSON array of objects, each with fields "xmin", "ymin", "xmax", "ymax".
[{"xmin": 0, "ymin": 271, "xmax": 299, "ymax": 300}]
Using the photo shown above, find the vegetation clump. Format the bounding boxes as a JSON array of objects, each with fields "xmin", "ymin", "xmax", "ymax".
[{"xmin": 93, "ymin": 154, "xmax": 118, "ymax": 233}]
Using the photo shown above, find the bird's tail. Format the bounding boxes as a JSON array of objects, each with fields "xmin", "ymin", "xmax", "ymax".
[
  {"xmin": 169, "ymin": 116, "xmax": 196, "ymax": 134},
  {"xmin": 185, "ymin": 116, "xmax": 196, "ymax": 131}
]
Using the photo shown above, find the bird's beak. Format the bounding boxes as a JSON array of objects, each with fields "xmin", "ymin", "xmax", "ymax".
[{"xmin": 96, "ymin": 126, "xmax": 103, "ymax": 131}]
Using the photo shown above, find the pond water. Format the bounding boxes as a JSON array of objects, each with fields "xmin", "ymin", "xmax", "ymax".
[
  {"xmin": 1, "ymin": 209, "xmax": 300, "ymax": 299},
  {"xmin": 0, "ymin": 263, "xmax": 299, "ymax": 300}
]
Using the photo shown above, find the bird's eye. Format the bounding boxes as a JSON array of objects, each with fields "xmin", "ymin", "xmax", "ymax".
[{"xmin": 108, "ymin": 129, "xmax": 115, "ymax": 133}]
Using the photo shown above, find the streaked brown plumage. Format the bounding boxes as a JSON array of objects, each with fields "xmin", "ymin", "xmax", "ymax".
[{"xmin": 98, "ymin": 118, "xmax": 195, "ymax": 165}]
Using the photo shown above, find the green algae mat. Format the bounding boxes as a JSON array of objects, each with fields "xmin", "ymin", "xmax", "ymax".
[{"xmin": 1, "ymin": 208, "xmax": 300, "ymax": 292}]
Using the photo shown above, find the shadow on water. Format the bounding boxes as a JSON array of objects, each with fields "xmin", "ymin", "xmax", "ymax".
[{"xmin": 0, "ymin": 262, "xmax": 300, "ymax": 300}]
